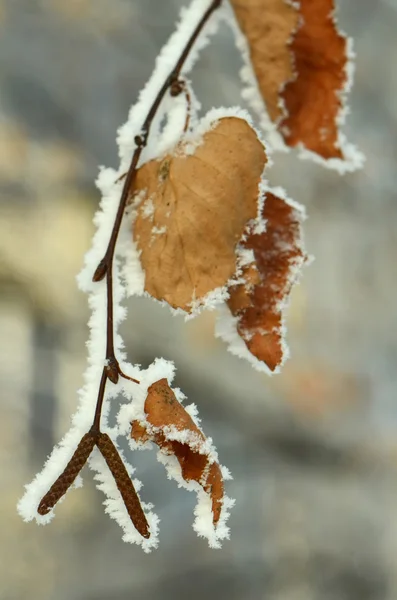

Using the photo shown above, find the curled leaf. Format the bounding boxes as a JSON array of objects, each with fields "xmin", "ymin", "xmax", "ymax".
[
  {"xmin": 131, "ymin": 379, "xmax": 224, "ymax": 526},
  {"xmin": 230, "ymin": 0, "xmax": 354, "ymax": 161},
  {"xmin": 131, "ymin": 116, "xmax": 267, "ymax": 311},
  {"xmin": 226, "ymin": 191, "xmax": 307, "ymax": 372}
]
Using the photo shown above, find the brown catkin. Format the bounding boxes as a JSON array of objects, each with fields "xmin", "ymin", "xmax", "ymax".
[
  {"xmin": 38, "ymin": 432, "xmax": 96, "ymax": 515},
  {"xmin": 96, "ymin": 433, "xmax": 150, "ymax": 538}
]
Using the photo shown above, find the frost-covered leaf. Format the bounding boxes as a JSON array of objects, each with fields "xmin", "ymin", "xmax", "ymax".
[
  {"xmin": 226, "ymin": 191, "xmax": 307, "ymax": 372},
  {"xmin": 229, "ymin": 0, "xmax": 299, "ymax": 123},
  {"xmin": 129, "ymin": 114, "xmax": 309, "ymax": 373},
  {"xmin": 230, "ymin": 0, "xmax": 357, "ymax": 162},
  {"xmin": 131, "ymin": 116, "xmax": 267, "ymax": 311},
  {"xmin": 131, "ymin": 378, "xmax": 224, "ymax": 526},
  {"xmin": 279, "ymin": 0, "xmax": 349, "ymax": 159}
]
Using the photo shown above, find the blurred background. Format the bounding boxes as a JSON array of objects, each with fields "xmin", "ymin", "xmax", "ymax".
[{"xmin": 1, "ymin": 0, "xmax": 397, "ymax": 599}]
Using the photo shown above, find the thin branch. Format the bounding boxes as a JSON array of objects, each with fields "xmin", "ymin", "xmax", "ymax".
[
  {"xmin": 91, "ymin": 0, "xmax": 222, "ymax": 432},
  {"xmin": 170, "ymin": 78, "xmax": 193, "ymax": 133},
  {"xmin": 37, "ymin": 0, "xmax": 223, "ymax": 532}
]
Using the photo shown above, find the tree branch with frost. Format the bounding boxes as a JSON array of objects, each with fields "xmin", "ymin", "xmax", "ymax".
[
  {"xmin": 18, "ymin": 0, "xmax": 225, "ymax": 550},
  {"xmin": 18, "ymin": 0, "xmax": 361, "ymax": 552},
  {"xmin": 90, "ymin": 0, "xmax": 222, "ymax": 426},
  {"xmin": 38, "ymin": 0, "xmax": 222, "ymax": 533}
]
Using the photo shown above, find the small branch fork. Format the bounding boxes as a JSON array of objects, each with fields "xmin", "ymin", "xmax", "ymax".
[{"xmin": 37, "ymin": 0, "xmax": 222, "ymax": 538}]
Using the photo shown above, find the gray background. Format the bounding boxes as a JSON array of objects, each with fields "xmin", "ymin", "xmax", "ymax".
[{"xmin": 1, "ymin": 1, "xmax": 397, "ymax": 599}]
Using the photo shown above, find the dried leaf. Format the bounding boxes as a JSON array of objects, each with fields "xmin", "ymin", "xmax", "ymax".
[
  {"xmin": 229, "ymin": 0, "xmax": 299, "ymax": 122},
  {"xmin": 131, "ymin": 117, "xmax": 267, "ymax": 311},
  {"xmin": 131, "ymin": 379, "xmax": 224, "ymax": 525},
  {"xmin": 280, "ymin": 0, "xmax": 348, "ymax": 158},
  {"xmin": 230, "ymin": 0, "xmax": 350, "ymax": 159},
  {"xmin": 227, "ymin": 191, "xmax": 307, "ymax": 372}
]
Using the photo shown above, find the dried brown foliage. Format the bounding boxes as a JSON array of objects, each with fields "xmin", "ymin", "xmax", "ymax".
[
  {"xmin": 230, "ymin": 0, "xmax": 348, "ymax": 159},
  {"xmin": 130, "ymin": 114, "xmax": 307, "ymax": 372},
  {"xmin": 229, "ymin": 0, "xmax": 299, "ymax": 122},
  {"xmin": 132, "ymin": 117, "xmax": 267, "ymax": 310},
  {"xmin": 280, "ymin": 0, "xmax": 347, "ymax": 158},
  {"xmin": 131, "ymin": 379, "xmax": 224, "ymax": 525},
  {"xmin": 227, "ymin": 192, "xmax": 307, "ymax": 372}
]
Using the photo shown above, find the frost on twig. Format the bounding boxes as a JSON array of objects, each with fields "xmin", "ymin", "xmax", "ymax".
[{"xmin": 18, "ymin": 0, "xmax": 230, "ymax": 552}]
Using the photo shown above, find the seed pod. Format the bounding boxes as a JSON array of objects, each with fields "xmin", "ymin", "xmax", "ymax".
[
  {"xmin": 38, "ymin": 432, "xmax": 96, "ymax": 515},
  {"xmin": 96, "ymin": 433, "xmax": 150, "ymax": 538}
]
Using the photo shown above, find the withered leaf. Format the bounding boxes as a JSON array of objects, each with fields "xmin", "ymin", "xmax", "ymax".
[
  {"xmin": 227, "ymin": 191, "xmax": 307, "ymax": 372},
  {"xmin": 229, "ymin": 0, "xmax": 299, "ymax": 123},
  {"xmin": 131, "ymin": 378, "xmax": 224, "ymax": 526},
  {"xmin": 131, "ymin": 117, "xmax": 267, "ymax": 311},
  {"xmin": 230, "ymin": 0, "xmax": 350, "ymax": 159},
  {"xmin": 280, "ymin": 0, "xmax": 348, "ymax": 158}
]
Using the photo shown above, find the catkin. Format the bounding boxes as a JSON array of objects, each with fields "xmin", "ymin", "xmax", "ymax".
[
  {"xmin": 38, "ymin": 432, "xmax": 96, "ymax": 515},
  {"xmin": 96, "ymin": 433, "xmax": 150, "ymax": 538}
]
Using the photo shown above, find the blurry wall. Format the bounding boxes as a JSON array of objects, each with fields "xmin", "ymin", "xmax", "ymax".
[{"xmin": 1, "ymin": 1, "xmax": 397, "ymax": 599}]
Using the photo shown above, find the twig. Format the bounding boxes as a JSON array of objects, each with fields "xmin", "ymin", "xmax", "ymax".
[
  {"xmin": 37, "ymin": 0, "xmax": 223, "ymax": 533},
  {"xmin": 170, "ymin": 78, "xmax": 193, "ymax": 133},
  {"xmin": 91, "ymin": 0, "xmax": 222, "ymax": 433}
]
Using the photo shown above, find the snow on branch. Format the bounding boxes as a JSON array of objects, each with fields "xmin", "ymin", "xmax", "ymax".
[{"xmin": 18, "ymin": 0, "xmax": 361, "ymax": 552}]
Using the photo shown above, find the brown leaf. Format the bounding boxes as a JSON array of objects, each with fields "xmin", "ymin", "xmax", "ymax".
[
  {"xmin": 230, "ymin": 0, "xmax": 350, "ymax": 159},
  {"xmin": 229, "ymin": 0, "xmax": 299, "ymax": 123},
  {"xmin": 280, "ymin": 0, "xmax": 348, "ymax": 158},
  {"xmin": 131, "ymin": 379, "xmax": 224, "ymax": 526},
  {"xmin": 227, "ymin": 191, "xmax": 307, "ymax": 372},
  {"xmin": 131, "ymin": 117, "xmax": 267, "ymax": 311}
]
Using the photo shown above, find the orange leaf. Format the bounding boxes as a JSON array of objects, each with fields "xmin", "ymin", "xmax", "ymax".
[
  {"xmin": 230, "ymin": 0, "xmax": 351, "ymax": 160},
  {"xmin": 280, "ymin": 0, "xmax": 348, "ymax": 158},
  {"xmin": 227, "ymin": 191, "xmax": 307, "ymax": 372},
  {"xmin": 131, "ymin": 117, "xmax": 267, "ymax": 311},
  {"xmin": 131, "ymin": 379, "xmax": 224, "ymax": 526}
]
